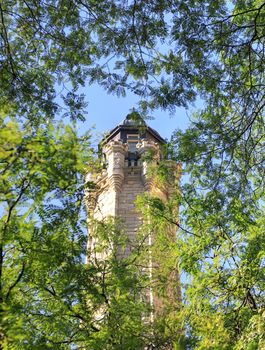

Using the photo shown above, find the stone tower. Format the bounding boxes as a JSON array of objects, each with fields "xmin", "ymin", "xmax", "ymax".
[{"xmin": 86, "ymin": 113, "xmax": 181, "ymax": 319}]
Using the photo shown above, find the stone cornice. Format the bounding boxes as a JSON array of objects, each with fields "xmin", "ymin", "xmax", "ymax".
[
  {"xmin": 103, "ymin": 139, "xmax": 128, "ymax": 155},
  {"xmin": 137, "ymin": 139, "xmax": 160, "ymax": 156}
]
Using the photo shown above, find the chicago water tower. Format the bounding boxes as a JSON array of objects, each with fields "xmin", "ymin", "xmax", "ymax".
[{"xmin": 86, "ymin": 113, "xmax": 181, "ymax": 327}]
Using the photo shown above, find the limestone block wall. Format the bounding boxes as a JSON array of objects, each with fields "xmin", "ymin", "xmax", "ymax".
[
  {"xmin": 94, "ymin": 185, "xmax": 117, "ymax": 219},
  {"xmin": 87, "ymin": 172, "xmax": 145, "ymax": 261},
  {"xmin": 117, "ymin": 167, "xmax": 145, "ymax": 255}
]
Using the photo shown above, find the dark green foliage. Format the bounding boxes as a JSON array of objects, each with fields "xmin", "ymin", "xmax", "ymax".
[{"xmin": 1, "ymin": 0, "xmax": 265, "ymax": 348}]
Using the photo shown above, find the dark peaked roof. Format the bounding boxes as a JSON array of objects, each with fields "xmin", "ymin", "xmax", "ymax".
[{"xmin": 102, "ymin": 113, "xmax": 166, "ymax": 145}]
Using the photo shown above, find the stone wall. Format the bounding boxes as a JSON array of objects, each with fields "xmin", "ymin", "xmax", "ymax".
[{"xmin": 117, "ymin": 166, "xmax": 145, "ymax": 255}]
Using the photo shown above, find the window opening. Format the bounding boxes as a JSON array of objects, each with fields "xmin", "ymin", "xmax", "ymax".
[{"xmin": 127, "ymin": 134, "xmax": 139, "ymax": 153}]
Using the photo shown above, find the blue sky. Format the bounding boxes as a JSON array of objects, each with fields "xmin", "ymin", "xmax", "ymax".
[{"xmin": 78, "ymin": 83, "xmax": 195, "ymax": 145}]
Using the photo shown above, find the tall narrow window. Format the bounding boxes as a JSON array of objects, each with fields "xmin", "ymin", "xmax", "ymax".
[{"xmin": 127, "ymin": 134, "xmax": 138, "ymax": 152}]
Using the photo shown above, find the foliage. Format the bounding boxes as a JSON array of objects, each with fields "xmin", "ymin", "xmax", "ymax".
[
  {"xmin": 0, "ymin": 118, "xmax": 151, "ymax": 349},
  {"xmin": 0, "ymin": 117, "xmax": 90, "ymax": 347},
  {"xmin": 1, "ymin": 0, "xmax": 264, "ymax": 121},
  {"xmin": 1, "ymin": 0, "xmax": 265, "ymax": 349}
]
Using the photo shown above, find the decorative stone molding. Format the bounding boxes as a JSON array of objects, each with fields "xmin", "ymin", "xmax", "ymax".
[
  {"xmin": 103, "ymin": 140, "xmax": 127, "ymax": 191},
  {"xmin": 103, "ymin": 139, "xmax": 128, "ymax": 157},
  {"xmin": 137, "ymin": 139, "xmax": 160, "ymax": 155}
]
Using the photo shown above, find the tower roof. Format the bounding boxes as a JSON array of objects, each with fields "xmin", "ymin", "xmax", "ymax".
[{"xmin": 102, "ymin": 113, "xmax": 166, "ymax": 145}]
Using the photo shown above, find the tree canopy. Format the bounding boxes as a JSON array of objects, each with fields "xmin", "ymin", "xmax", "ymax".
[{"xmin": 0, "ymin": 0, "xmax": 264, "ymax": 349}]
